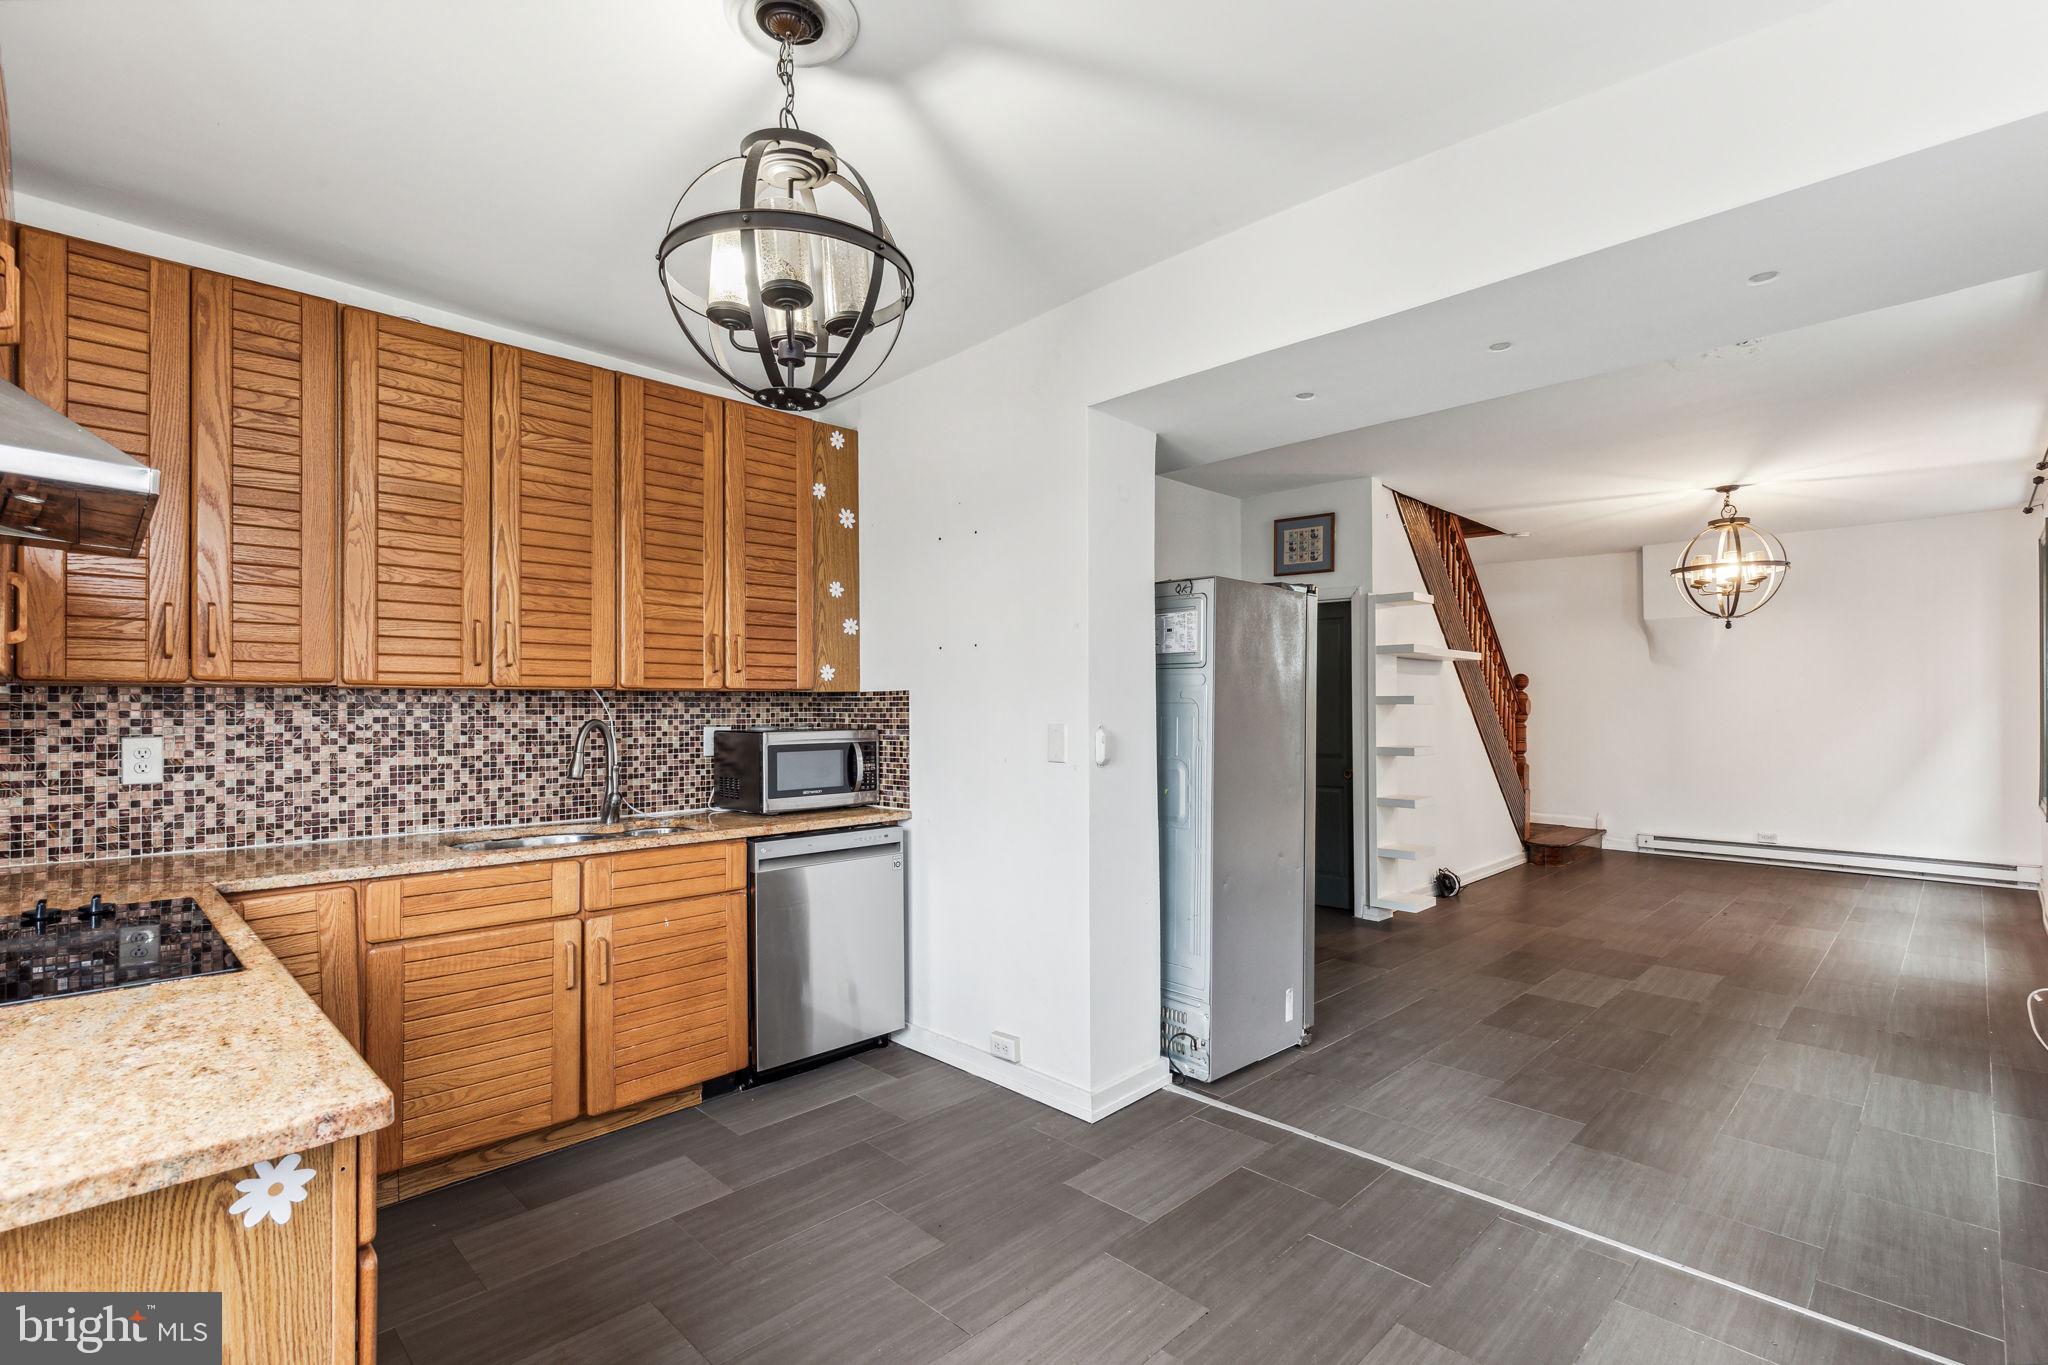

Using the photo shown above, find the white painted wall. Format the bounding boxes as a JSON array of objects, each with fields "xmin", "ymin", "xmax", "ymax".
[
  {"xmin": 1154, "ymin": 479, "xmax": 1242, "ymax": 581},
  {"xmin": 1238, "ymin": 480, "xmax": 1377, "ymax": 591},
  {"xmin": 1476, "ymin": 509, "xmax": 2041, "ymax": 867}
]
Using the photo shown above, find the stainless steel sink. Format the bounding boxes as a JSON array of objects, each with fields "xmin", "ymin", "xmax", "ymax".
[{"xmin": 451, "ymin": 832, "xmax": 622, "ymax": 852}]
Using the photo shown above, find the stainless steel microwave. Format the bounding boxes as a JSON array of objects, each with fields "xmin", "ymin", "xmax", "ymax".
[{"xmin": 712, "ymin": 728, "xmax": 880, "ymax": 814}]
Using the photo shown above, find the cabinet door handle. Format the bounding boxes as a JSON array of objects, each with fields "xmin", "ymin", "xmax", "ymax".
[
  {"xmin": 597, "ymin": 939, "xmax": 612, "ymax": 986},
  {"xmin": 4, "ymin": 570, "xmax": 25, "ymax": 646},
  {"xmin": 705, "ymin": 633, "xmax": 719, "ymax": 680},
  {"xmin": 0, "ymin": 238, "xmax": 18, "ymax": 333},
  {"xmin": 732, "ymin": 633, "xmax": 743, "ymax": 678},
  {"xmin": 158, "ymin": 604, "xmax": 173, "ymax": 659},
  {"xmin": 203, "ymin": 601, "xmax": 220, "ymax": 658},
  {"xmin": 563, "ymin": 940, "xmax": 579, "ymax": 990},
  {"xmin": 502, "ymin": 619, "xmax": 516, "ymax": 668},
  {"xmin": 470, "ymin": 619, "xmax": 485, "ymax": 667}
]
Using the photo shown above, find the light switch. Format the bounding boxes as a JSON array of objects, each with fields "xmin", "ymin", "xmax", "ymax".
[
  {"xmin": 1045, "ymin": 723, "xmax": 1067, "ymax": 763},
  {"xmin": 120, "ymin": 735, "xmax": 164, "ymax": 786}
]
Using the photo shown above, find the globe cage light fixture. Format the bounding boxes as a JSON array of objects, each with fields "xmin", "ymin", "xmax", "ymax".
[
  {"xmin": 657, "ymin": 0, "xmax": 913, "ymax": 411},
  {"xmin": 1669, "ymin": 485, "xmax": 1791, "ymax": 628}
]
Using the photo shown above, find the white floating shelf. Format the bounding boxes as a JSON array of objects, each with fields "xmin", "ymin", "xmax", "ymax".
[
  {"xmin": 1375, "ymin": 744, "xmax": 1434, "ymax": 758},
  {"xmin": 1375, "ymin": 892, "xmax": 1437, "ymax": 914},
  {"xmin": 1372, "ymin": 591, "xmax": 1435, "ymax": 607},
  {"xmin": 1374, "ymin": 694, "xmax": 1430, "ymax": 707},
  {"xmin": 1376, "ymin": 793, "xmax": 1431, "ymax": 809},
  {"xmin": 1376, "ymin": 643, "xmax": 1482, "ymax": 662},
  {"xmin": 1376, "ymin": 842, "xmax": 1430, "ymax": 861}
]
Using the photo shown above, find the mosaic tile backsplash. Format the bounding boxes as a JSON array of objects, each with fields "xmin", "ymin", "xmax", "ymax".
[{"xmin": 0, "ymin": 687, "xmax": 909, "ymax": 866}]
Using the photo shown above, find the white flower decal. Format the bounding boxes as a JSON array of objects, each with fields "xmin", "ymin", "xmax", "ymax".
[
  {"xmin": 229, "ymin": 1154, "xmax": 316, "ymax": 1228},
  {"xmin": 819, "ymin": 663, "xmax": 836, "ymax": 682},
  {"xmin": 828, "ymin": 580, "xmax": 845, "ymax": 599},
  {"xmin": 842, "ymin": 617, "xmax": 860, "ymax": 636},
  {"xmin": 829, "ymin": 430, "xmax": 845, "ymax": 449},
  {"xmin": 811, "ymin": 482, "xmax": 827, "ymax": 500},
  {"xmin": 838, "ymin": 508, "xmax": 856, "ymax": 530}
]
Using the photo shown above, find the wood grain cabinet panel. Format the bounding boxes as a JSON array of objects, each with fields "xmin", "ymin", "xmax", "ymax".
[
  {"xmin": 722, "ymin": 403, "xmax": 813, "ymax": 690},
  {"xmin": 15, "ymin": 229, "xmax": 189, "ymax": 681},
  {"xmin": 228, "ymin": 883, "xmax": 362, "ymax": 1048},
  {"xmin": 362, "ymin": 860, "xmax": 578, "ymax": 942},
  {"xmin": 341, "ymin": 310, "xmax": 491, "ymax": 685},
  {"xmin": 364, "ymin": 920, "xmax": 582, "ymax": 1171},
  {"xmin": 581, "ymin": 840, "xmax": 745, "ymax": 911},
  {"xmin": 809, "ymin": 419, "xmax": 859, "ymax": 692},
  {"xmin": 489, "ymin": 345, "xmax": 615, "ymax": 688},
  {"xmin": 193, "ymin": 271, "xmax": 339, "ymax": 682},
  {"xmin": 619, "ymin": 377, "xmax": 723, "ymax": 689},
  {"xmin": 584, "ymin": 891, "xmax": 748, "ymax": 1114}
]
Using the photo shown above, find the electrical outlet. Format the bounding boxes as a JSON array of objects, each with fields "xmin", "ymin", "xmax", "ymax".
[
  {"xmin": 702, "ymin": 725, "xmax": 723, "ymax": 758},
  {"xmin": 989, "ymin": 1031, "xmax": 1021, "ymax": 1064},
  {"xmin": 1284, "ymin": 987, "xmax": 1295, "ymax": 1022},
  {"xmin": 1757, "ymin": 832, "xmax": 1779, "ymax": 845},
  {"xmin": 120, "ymin": 735, "xmax": 163, "ymax": 786},
  {"xmin": 1045, "ymin": 723, "xmax": 1067, "ymax": 764}
]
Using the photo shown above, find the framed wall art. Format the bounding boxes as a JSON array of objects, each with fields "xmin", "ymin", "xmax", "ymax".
[{"xmin": 1272, "ymin": 512, "xmax": 1335, "ymax": 576}]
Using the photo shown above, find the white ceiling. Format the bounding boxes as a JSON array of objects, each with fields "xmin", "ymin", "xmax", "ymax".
[
  {"xmin": 0, "ymin": 0, "xmax": 1830, "ymax": 387},
  {"xmin": 1132, "ymin": 113, "xmax": 2048, "ymax": 561}
]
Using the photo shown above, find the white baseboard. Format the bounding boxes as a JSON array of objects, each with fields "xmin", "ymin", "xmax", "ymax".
[
  {"xmin": 1531, "ymin": 811, "xmax": 1600, "ymax": 829},
  {"xmin": 1458, "ymin": 850, "xmax": 1529, "ymax": 884},
  {"xmin": 891, "ymin": 1024, "xmax": 1170, "ymax": 1121}
]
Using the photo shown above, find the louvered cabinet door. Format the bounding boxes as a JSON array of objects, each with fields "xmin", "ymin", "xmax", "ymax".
[
  {"xmin": 227, "ymin": 884, "xmax": 361, "ymax": 1048},
  {"xmin": 364, "ymin": 919, "xmax": 582, "ymax": 1172},
  {"xmin": 192, "ymin": 273, "xmax": 339, "ymax": 682},
  {"xmin": 722, "ymin": 403, "xmax": 813, "ymax": 690},
  {"xmin": 489, "ymin": 346, "xmax": 616, "ymax": 687},
  {"xmin": 340, "ymin": 310, "xmax": 491, "ymax": 685},
  {"xmin": 619, "ymin": 377, "xmax": 724, "ymax": 689},
  {"xmin": 16, "ymin": 230, "xmax": 189, "ymax": 681},
  {"xmin": 584, "ymin": 892, "xmax": 748, "ymax": 1114}
]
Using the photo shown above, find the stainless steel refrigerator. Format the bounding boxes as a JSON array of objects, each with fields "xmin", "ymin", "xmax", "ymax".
[{"xmin": 1155, "ymin": 577, "xmax": 1314, "ymax": 1081}]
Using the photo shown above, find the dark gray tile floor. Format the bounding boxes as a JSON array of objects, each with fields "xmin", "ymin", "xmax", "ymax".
[
  {"xmin": 1192, "ymin": 851, "xmax": 2048, "ymax": 1364},
  {"xmin": 381, "ymin": 1024, "xmax": 1941, "ymax": 1361}
]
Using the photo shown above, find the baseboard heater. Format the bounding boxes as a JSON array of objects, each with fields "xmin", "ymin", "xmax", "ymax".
[{"xmin": 1634, "ymin": 833, "xmax": 2041, "ymax": 889}]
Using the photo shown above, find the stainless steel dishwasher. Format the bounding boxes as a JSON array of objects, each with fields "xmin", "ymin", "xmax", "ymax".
[{"xmin": 751, "ymin": 825, "xmax": 907, "ymax": 1075}]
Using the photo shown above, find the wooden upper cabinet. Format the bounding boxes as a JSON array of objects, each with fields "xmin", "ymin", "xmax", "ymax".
[
  {"xmin": 723, "ymin": 404, "xmax": 813, "ymax": 690},
  {"xmin": 192, "ymin": 272, "xmax": 339, "ymax": 682},
  {"xmin": 809, "ymin": 421, "xmax": 859, "ymax": 692},
  {"xmin": 15, "ymin": 229, "xmax": 189, "ymax": 681},
  {"xmin": 584, "ymin": 891, "xmax": 748, "ymax": 1114},
  {"xmin": 489, "ymin": 346, "xmax": 616, "ymax": 687},
  {"xmin": 363, "ymin": 919, "xmax": 582, "ymax": 1171},
  {"xmin": 619, "ymin": 377, "xmax": 723, "ymax": 690},
  {"xmin": 341, "ymin": 310, "xmax": 491, "ymax": 685}
]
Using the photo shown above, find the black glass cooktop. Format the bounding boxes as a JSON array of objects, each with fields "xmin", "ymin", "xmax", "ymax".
[{"xmin": 1, "ymin": 896, "xmax": 243, "ymax": 1006}]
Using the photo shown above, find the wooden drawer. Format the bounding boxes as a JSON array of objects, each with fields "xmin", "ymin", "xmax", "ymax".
[
  {"xmin": 581, "ymin": 840, "xmax": 744, "ymax": 911},
  {"xmin": 363, "ymin": 860, "xmax": 578, "ymax": 942},
  {"xmin": 229, "ymin": 883, "xmax": 361, "ymax": 1047}
]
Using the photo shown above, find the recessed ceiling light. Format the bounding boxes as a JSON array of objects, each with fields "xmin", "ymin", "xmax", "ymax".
[
  {"xmin": 1487, "ymin": 341, "xmax": 1514, "ymax": 352},
  {"xmin": 1747, "ymin": 270, "xmax": 1780, "ymax": 285},
  {"xmin": 1293, "ymin": 391, "xmax": 1316, "ymax": 401}
]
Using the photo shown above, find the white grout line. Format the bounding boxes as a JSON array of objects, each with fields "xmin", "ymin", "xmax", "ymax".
[{"xmin": 1174, "ymin": 1086, "xmax": 1964, "ymax": 1365}]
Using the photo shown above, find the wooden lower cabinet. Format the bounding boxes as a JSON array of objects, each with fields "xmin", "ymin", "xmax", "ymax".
[
  {"xmin": 0, "ymin": 1136, "xmax": 370, "ymax": 1365},
  {"xmin": 363, "ymin": 919, "xmax": 582, "ymax": 1172},
  {"xmin": 584, "ymin": 892, "xmax": 748, "ymax": 1114},
  {"xmin": 228, "ymin": 884, "xmax": 362, "ymax": 1048}
]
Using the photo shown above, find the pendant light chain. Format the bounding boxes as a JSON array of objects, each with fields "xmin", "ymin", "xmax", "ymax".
[{"xmin": 777, "ymin": 37, "xmax": 800, "ymax": 129}]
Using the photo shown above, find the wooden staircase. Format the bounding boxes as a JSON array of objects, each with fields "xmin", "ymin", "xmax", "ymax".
[{"xmin": 1392, "ymin": 492, "xmax": 1602, "ymax": 865}]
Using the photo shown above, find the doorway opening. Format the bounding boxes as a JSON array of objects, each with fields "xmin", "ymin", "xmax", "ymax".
[{"xmin": 1314, "ymin": 599, "xmax": 1353, "ymax": 911}]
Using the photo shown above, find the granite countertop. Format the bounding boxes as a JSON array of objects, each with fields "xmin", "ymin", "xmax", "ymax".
[{"xmin": 0, "ymin": 805, "xmax": 909, "ymax": 1233}]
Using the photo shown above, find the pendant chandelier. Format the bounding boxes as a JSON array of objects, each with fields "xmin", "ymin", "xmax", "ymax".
[
  {"xmin": 657, "ymin": 0, "xmax": 913, "ymax": 412},
  {"xmin": 1669, "ymin": 485, "xmax": 1790, "ymax": 628}
]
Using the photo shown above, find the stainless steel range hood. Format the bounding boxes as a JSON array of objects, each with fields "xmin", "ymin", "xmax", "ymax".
[{"xmin": 0, "ymin": 377, "xmax": 159, "ymax": 556}]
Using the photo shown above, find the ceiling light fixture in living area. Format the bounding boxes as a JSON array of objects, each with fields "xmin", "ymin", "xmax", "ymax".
[
  {"xmin": 1669, "ymin": 485, "xmax": 1790, "ymax": 628},
  {"xmin": 656, "ymin": 0, "xmax": 914, "ymax": 411}
]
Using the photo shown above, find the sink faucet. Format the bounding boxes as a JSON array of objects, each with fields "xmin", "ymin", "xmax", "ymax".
[{"xmin": 570, "ymin": 714, "xmax": 623, "ymax": 825}]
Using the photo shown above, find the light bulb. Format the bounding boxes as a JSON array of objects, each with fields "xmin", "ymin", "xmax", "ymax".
[
  {"xmin": 707, "ymin": 232, "xmax": 748, "ymax": 331},
  {"xmin": 822, "ymin": 238, "xmax": 871, "ymax": 338},
  {"xmin": 754, "ymin": 191, "xmax": 814, "ymax": 313}
]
